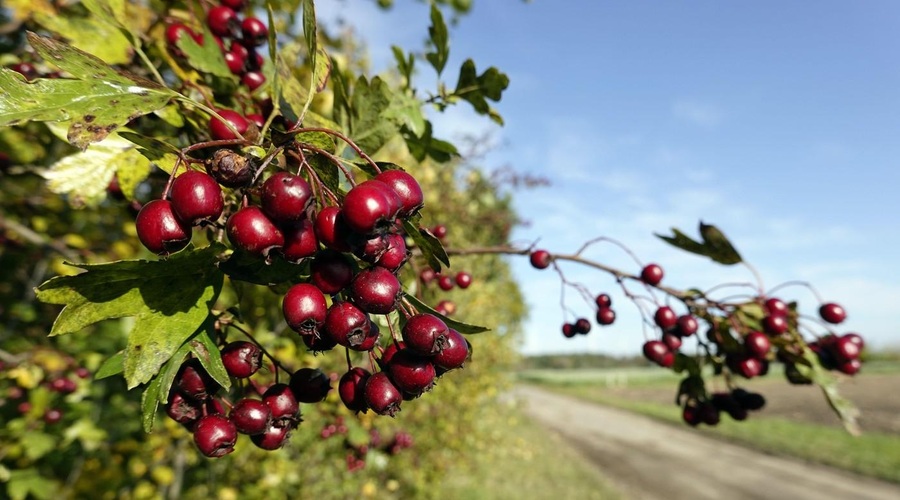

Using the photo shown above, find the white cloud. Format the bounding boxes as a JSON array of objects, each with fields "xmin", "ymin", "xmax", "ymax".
[{"xmin": 672, "ymin": 99, "xmax": 723, "ymax": 127}]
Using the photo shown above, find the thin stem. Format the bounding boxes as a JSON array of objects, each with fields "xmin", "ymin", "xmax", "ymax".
[{"xmin": 294, "ymin": 127, "xmax": 381, "ymax": 174}]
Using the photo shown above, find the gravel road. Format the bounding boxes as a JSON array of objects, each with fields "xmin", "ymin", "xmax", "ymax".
[{"xmin": 515, "ymin": 385, "xmax": 900, "ymax": 500}]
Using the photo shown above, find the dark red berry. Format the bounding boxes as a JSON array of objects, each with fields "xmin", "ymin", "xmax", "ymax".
[
  {"xmin": 241, "ymin": 17, "xmax": 269, "ymax": 46},
  {"xmin": 262, "ymin": 383, "xmax": 300, "ymax": 428},
  {"xmin": 209, "ymin": 109, "xmax": 249, "ymax": 141},
  {"xmin": 193, "ymin": 414, "xmax": 237, "ymax": 457},
  {"xmin": 595, "ymin": 294, "xmax": 612, "ymax": 308},
  {"xmin": 324, "ymin": 301, "xmax": 371, "ymax": 349},
  {"xmin": 529, "ymin": 250, "xmax": 552, "ymax": 269},
  {"xmin": 437, "ymin": 275, "xmax": 454, "ymax": 291},
  {"xmin": 48, "ymin": 377, "xmax": 77, "ymax": 394},
  {"xmin": 342, "ymin": 181, "xmax": 400, "ymax": 234},
  {"xmin": 282, "ymin": 219, "xmax": 319, "ymax": 263},
  {"xmin": 221, "ymin": 0, "xmax": 246, "ymax": 11},
  {"xmin": 699, "ymin": 402, "xmax": 720, "ymax": 426},
  {"xmin": 135, "ymin": 199, "xmax": 192, "ymax": 255},
  {"xmin": 230, "ymin": 398, "xmax": 272, "ymax": 435},
  {"xmin": 640, "ymin": 263, "xmax": 664, "ymax": 286},
  {"xmin": 764, "ymin": 297, "xmax": 788, "ymax": 317},
  {"xmin": 242, "ymin": 71, "xmax": 266, "ymax": 91},
  {"xmin": 744, "ymin": 331, "xmax": 771, "ymax": 359},
  {"xmin": 676, "ymin": 315, "xmax": 698, "ymax": 337},
  {"xmin": 762, "ymin": 315, "xmax": 788, "ymax": 335},
  {"xmin": 165, "ymin": 23, "xmax": 196, "ymax": 47},
  {"xmin": 261, "ymin": 172, "xmax": 314, "ymax": 225},
  {"xmin": 819, "ymin": 302, "xmax": 847, "ymax": 324},
  {"xmin": 455, "ymin": 272, "xmax": 472, "ymax": 289},
  {"xmin": 562, "ymin": 323, "xmax": 576, "ymax": 338},
  {"xmin": 165, "ymin": 391, "xmax": 203, "ymax": 426},
  {"xmin": 388, "ymin": 350, "xmax": 436, "ymax": 397},
  {"xmin": 729, "ymin": 354, "xmax": 763, "ymax": 379},
  {"xmin": 662, "ymin": 332, "xmax": 682, "ymax": 351},
  {"xmin": 375, "ymin": 233, "xmax": 410, "ymax": 272},
  {"xmin": 207, "ymin": 6, "xmax": 239, "ymax": 37},
  {"xmin": 169, "ymin": 171, "xmax": 224, "ymax": 225},
  {"xmin": 221, "ymin": 341, "xmax": 263, "ymax": 378},
  {"xmin": 310, "ymin": 250, "xmax": 356, "ymax": 294},
  {"xmin": 339, "ymin": 367, "xmax": 371, "ymax": 413},
  {"xmin": 642, "ymin": 340, "xmax": 673, "ymax": 368},
  {"xmin": 654, "ymin": 306, "xmax": 678, "ymax": 330},
  {"xmin": 682, "ymin": 404, "xmax": 702, "ymax": 427},
  {"xmin": 251, "ymin": 423, "xmax": 292, "ymax": 450},
  {"xmin": 374, "ymin": 170, "xmax": 424, "ymax": 218},
  {"xmin": 433, "ymin": 329, "xmax": 469, "ymax": 371},
  {"xmin": 302, "ymin": 329, "xmax": 338, "ymax": 353},
  {"xmin": 364, "ymin": 372, "xmax": 402, "ymax": 417},
  {"xmin": 314, "ymin": 206, "xmax": 353, "ymax": 252},
  {"xmin": 574, "ymin": 318, "xmax": 591, "ymax": 335},
  {"xmin": 402, "ymin": 314, "xmax": 449, "ymax": 355},
  {"xmin": 246, "ymin": 113, "xmax": 265, "ymax": 129},
  {"xmin": 176, "ymin": 359, "xmax": 220, "ymax": 400},
  {"xmin": 349, "ymin": 266, "xmax": 401, "ymax": 314},
  {"xmin": 226, "ymin": 206, "xmax": 284, "ymax": 256},
  {"xmin": 431, "ymin": 224, "xmax": 447, "ymax": 239},
  {"xmin": 283, "ymin": 283, "xmax": 328, "ymax": 335},
  {"xmin": 224, "ymin": 50, "xmax": 246, "ymax": 74},
  {"xmin": 289, "ymin": 368, "xmax": 332, "ymax": 403},
  {"xmin": 833, "ymin": 334, "xmax": 862, "ymax": 362},
  {"xmin": 837, "ymin": 358, "xmax": 862, "ymax": 375},
  {"xmin": 595, "ymin": 307, "xmax": 616, "ymax": 325}
]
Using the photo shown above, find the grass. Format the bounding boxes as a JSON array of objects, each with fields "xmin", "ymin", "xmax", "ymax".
[
  {"xmin": 442, "ymin": 403, "xmax": 622, "ymax": 500},
  {"xmin": 532, "ymin": 381, "xmax": 900, "ymax": 484}
]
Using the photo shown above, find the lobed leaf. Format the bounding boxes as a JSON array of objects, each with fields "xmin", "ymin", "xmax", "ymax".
[
  {"xmin": 425, "ymin": 4, "xmax": 450, "ymax": 75},
  {"xmin": 655, "ymin": 221, "xmax": 743, "ymax": 266},
  {"xmin": 454, "ymin": 59, "xmax": 509, "ymax": 124}
]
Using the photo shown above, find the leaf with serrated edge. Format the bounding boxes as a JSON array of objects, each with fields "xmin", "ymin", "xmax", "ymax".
[
  {"xmin": 403, "ymin": 293, "xmax": 488, "ymax": 334},
  {"xmin": 425, "ymin": 4, "xmax": 449, "ymax": 75},
  {"xmin": 35, "ymin": 245, "xmax": 225, "ymax": 388},
  {"xmin": 176, "ymin": 29, "xmax": 231, "ymax": 78},
  {"xmin": 156, "ymin": 340, "xmax": 194, "ymax": 405},
  {"xmin": 0, "ymin": 33, "xmax": 177, "ymax": 149},
  {"xmin": 190, "ymin": 322, "xmax": 231, "ymax": 390},
  {"xmin": 34, "ymin": 10, "xmax": 131, "ymax": 64},
  {"xmin": 698, "ymin": 221, "xmax": 743, "ymax": 265}
]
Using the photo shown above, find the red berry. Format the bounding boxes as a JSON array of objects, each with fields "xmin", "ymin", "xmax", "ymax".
[
  {"xmin": 209, "ymin": 110, "xmax": 249, "ymax": 141},
  {"xmin": 653, "ymin": 306, "xmax": 678, "ymax": 330},
  {"xmin": 437, "ymin": 275, "xmax": 454, "ymax": 291},
  {"xmin": 402, "ymin": 314, "xmax": 450, "ymax": 355},
  {"xmin": 662, "ymin": 332, "xmax": 682, "ymax": 351},
  {"xmin": 342, "ymin": 181, "xmax": 400, "ymax": 234},
  {"xmin": 230, "ymin": 398, "xmax": 272, "ymax": 435},
  {"xmin": 226, "ymin": 206, "xmax": 284, "ymax": 256},
  {"xmin": 388, "ymin": 350, "xmax": 436, "ymax": 397},
  {"xmin": 574, "ymin": 318, "xmax": 591, "ymax": 335},
  {"xmin": 169, "ymin": 171, "xmax": 224, "ymax": 225},
  {"xmin": 207, "ymin": 6, "xmax": 238, "ymax": 37},
  {"xmin": 819, "ymin": 302, "xmax": 847, "ymax": 324},
  {"xmin": 283, "ymin": 283, "xmax": 328, "ymax": 336},
  {"xmin": 282, "ymin": 219, "xmax": 319, "ymax": 263},
  {"xmin": 224, "ymin": 50, "xmax": 246, "ymax": 74},
  {"xmin": 220, "ymin": 341, "xmax": 263, "ymax": 378},
  {"xmin": 561, "ymin": 323, "xmax": 576, "ymax": 338},
  {"xmin": 311, "ymin": 249, "xmax": 356, "ymax": 294},
  {"xmin": 595, "ymin": 293, "xmax": 612, "ymax": 308},
  {"xmin": 241, "ymin": 17, "xmax": 269, "ymax": 46},
  {"xmin": 242, "ymin": 71, "xmax": 266, "ymax": 91},
  {"xmin": 364, "ymin": 372, "xmax": 402, "ymax": 417},
  {"xmin": 595, "ymin": 307, "xmax": 616, "ymax": 325},
  {"xmin": 246, "ymin": 113, "xmax": 265, "ymax": 129},
  {"xmin": 262, "ymin": 383, "xmax": 300, "ymax": 428},
  {"xmin": 289, "ymin": 368, "xmax": 332, "ymax": 403},
  {"xmin": 529, "ymin": 250, "xmax": 552, "ymax": 269},
  {"xmin": 261, "ymin": 172, "xmax": 314, "ymax": 225},
  {"xmin": 640, "ymin": 263, "xmax": 664, "ymax": 286},
  {"xmin": 433, "ymin": 329, "xmax": 469, "ymax": 372},
  {"xmin": 764, "ymin": 297, "xmax": 788, "ymax": 317},
  {"xmin": 832, "ymin": 334, "xmax": 862, "ymax": 362},
  {"xmin": 676, "ymin": 315, "xmax": 698, "ymax": 337},
  {"xmin": 165, "ymin": 23, "xmax": 196, "ymax": 47},
  {"xmin": 165, "ymin": 391, "xmax": 203, "ymax": 426},
  {"xmin": 642, "ymin": 340, "xmax": 672, "ymax": 367},
  {"xmin": 349, "ymin": 266, "xmax": 401, "ymax": 314},
  {"xmin": 762, "ymin": 315, "xmax": 788, "ymax": 335},
  {"xmin": 43, "ymin": 408, "xmax": 63, "ymax": 424},
  {"xmin": 193, "ymin": 414, "xmax": 237, "ymax": 457},
  {"xmin": 251, "ymin": 423, "xmax": 292, "ymax": 450},
  {"xmin": 176, "ymin": 359, "xmax": 220, "ymax": 400},
  {"xmin": 455, "ymin": 272, "xmax": 472, "ymax": 289},
  {"xmin": 744, "ymin": 331, "xmax": 771, "ymax": 359},
  {"xmin": 375, "ymin": 233, "xmax": 410, "ymax": 272},
  {"xmin": 221, "ymin": 0, "xmax": 246, "ymax": 10},
  {"xmin": 324, "ymin": 301, "xmax": 371, "ymax": 349},
  {"xmin": 314, "ymin": 206, "xmax": 353, "ymax": 252},
  {"xmin": 431, "ymin": 224, "xmax": 448, "ymax": 239},
  {"xmin": 339, "ymin": 367, "xmax": 371, "ymax": 414},
  {"xmin": 135, "ymin": 199, "xmax": 192, "ymax": 255},
  {"xmin": 374, "ymin": 170, "xmax": 424, "ymax": 218}
]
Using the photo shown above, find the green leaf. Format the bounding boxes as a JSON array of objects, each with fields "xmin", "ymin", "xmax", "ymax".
[
  {"xmin": 402, "ymin": 219, "xmax": 450, "ymax": 272},
  {"xmin": 35, "ymin": 245, "xmax": 225, "ymax": 388},
  {"xmin": 219, "ymin": 250, "xmax": 306, "ymax": 286},
  {"xmin": 384, "ymin": 90, "xmax": 425, "ymax": 137},
  {"xmin": 425, "ymin": 4, "xmax": 450, "ymax": 75},
  {"xmin": 403, "ymin": 293, "xmax": 488, "ymax": 334},
  {"xmin": 141, "ymin": 374, "xmax": 162, "ymax": 433},
  {"xmin": 118, "ymin": 131, "xmax": 181, "ymax": 175},
  {"xmin": 156, "ymin": 338, "xmax": 195, "ymax": 405},
  {"xmin": 302, "ymin": 0, "xmax": 317, "ymax": 67},
  {"xmin": 63, "ymin": 418, "xmax": 108, "ymax": 452},
  {"xmin": 655, "ymin": 221, "xmax": 743, "ymax": 266},
  {"xmin": 22, "ymin": 431, "xmax": 57, "ymax": 460},
  {"xmin": 797, "ymin": 347, "xmax": 861, "ymax": 435},
  {"xmin": 190, "ymin": 323, "xmax": 230, "ymax": 390},
  {"xmin": 7, "ymin": 468, "xmax": 58, "ymax": 500},
  {"xmin": 42, "ymin": 125, "xmax": 151, "ymax": 207},
  {"xmin": 33, "ymin": 8, "xmax": 132, "ymax": 64},
  {"xmin": 391, "ymin": 45, "xmax": 415, "ymax": 86},
  {"xmin": 403, "ymin": 121, "xmax": 459, "ymax": 163},
  {"xmin": 176, "ymin": 29, "xmax": 232, "ymax": 78},
  {"xmin": 349, "ymin": 76, "xmax": 402, "ymax": 154},
  {"xmin": 95, "ymin": 351, "xmax": 124, "ymax": 379},
  {"xmin": 0, "ymin": 33, "xmax": 177, "ymax": 149},
  {"xmin": 454, "ymin": 59, "xmax": 509, "ymax": 124}
]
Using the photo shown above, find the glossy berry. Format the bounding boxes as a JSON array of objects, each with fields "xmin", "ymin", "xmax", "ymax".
[
  {"xmin": 226, "ymin": 206, "xmax": 284, "ymax": 256},
  {"xmin": 262, "ymin": 383, "xmax": 300, "ymax": 428},
  {"xmin": 221, "ymin": 0, "xmax": 246, "ymax": 10},
  {"xmin": 744, "ymin": 331, "xmax": 771, "ymax": 359},
  {"xmin": 230, "ymin": 398, "xmax": 272, "ymax": 435},
  {"xmin": 729, "ymin": 354, "xmax": 763, "ymax": 379},
  {"xmin": 342, "ymin": 181, "xmax": 400, "ymax": 234},
  {"xmin": 251, "ymin": 423, "xmax": 292, "ymax": 450},
  {"xmin": 193, "ymin": 414, "xmax": 237, "ymax": 457},
  {"xmin": 640, "ymin": 264, "xmax": 664, "ymax": 286},
  {"xmin": 837, "ymin": 358, "xmax": 862, "ymax": 375},
  {"xmin": 283, "ymin": 283, "xmax": 328, "ymax": 335},
  {"xmin": 434, "ymin": 329, "xmax": 469, "ymax": 372},
  {"xmin": 574, "ymin": 318, "xmax": 591, "ymax": 335},
  {"xmin": 261, "ymin": 172, "xmax": 314, "ymax": 224},
  {"xmin": 246, "ymin": 113, "xmax": 265, "ymax": 129},
  {"xmin": 437, "ymin": 275, "xmax": 454, "ymax": 291},
  {"xmin": 349, "ymin": 266, "xmax": 401, "ymax": 314},
  {"xmin": 561, "ymin": 323, "xmax": 576, "ymax": 338},
  {"xmin": 402, "ymin": 314, "xmax": 449, "ymax": 355},
  {"xmin": 224, "ymin": 50, "xmax": 246, "ymax": 74},
  {"xmin": 375, "ymin": 233, "xmax": 410, "ymax": 272},
  {"xmin": 207, "ymin": 6, "xmax": 238, "ymax": 37},
  {"xmin": 819, "ymin": 302, "xmax": 847, "ymax": 324},
  {"xmin": 642, "ymin": 340, "xmax": 673, "ymax": 368},
  {"xmin": 364, "ymin": 372, "xmax": 402, "ymax": 416},
  {"xmin": 169, "ymin": 171, "xmax": 224, "ymax": 225},
  {"xmin": 455, "ymin": 272, "xmax": 473, "ymax": 289},
  {"xmin": 388, "ymin": 350, "xmax": 436, "ymax": 397},
  {"xmin": 314, "ymin": 206, "xmax": 353, "ymax": 252},
  {"xmin": 653, "ymin": 306, "xmax": 678, "ymax": 331},
  {"xmin": 374, "ymin": 170, "xmax": 424, "ymax": 218},
  {"xmin": 529, "ymin": 250, "xmax": 552, "ymax": 269},
  {"xmin": 324, "ymin": 301, "xmax": 371, "ymax": 349},
  {"xmin": 176, "ymin": 359, "xmax": 219, "ymax": 400},
  {"xmin": 165, "ymin": 391, "xmax": 203, "ymax": 426},
  {"xmin": 282, "ymin": 219, "xmax": 319, "ymax": 263},
  {"xmin": 833, "ymin": 334, "xmax": 862, "ymax": 362},
  {"xmin": 165, "ymin": 23, "xmax": 196, "ymax": 47},
  {"xmin": 339, "ymin": 367, "xmax": 371, "ymax": 413},
  {"xmin": 43, "ymin": 408, "xmax": 63, "ymax": 424},
  {"xmin": 311, "ymin": 249, "xmax": 356, "ymax": 294},
  {"xmin": 595, "ymin": 307, "xmax": 616, "ymax": 325},
  {"xmin": 221, "ymin": 341, "xmax": 263, "ymax": 378},
  {"xmin": 595, "ymin": 294, "xmax": 612, "ymax": 308},
  {"xmin": 241, "ymin": 17, "xmax": 269, "ymax": 46},
  {"xmin": 764, "ymin": 297, "xmax": 789, "ymax": 317},
  {"xmin": 377, "ymin": 341, "xmax": 406, "ymax": 370},
  {"xmin": 242, "ymin": 71, "xmax": 266, "ymax": 91},
  {"xmin": 842, "ymin": 332, "xmax": 864, "ymax": 350},
  {"xmin": 289, "ymin": 368, "xmax": 332, "ymax": 403},
  {"xmin": 135, "ymin": 200, "xmax": 192, "ymax": 255},
  {"xmin": 762, "ymin": 315, "xmax": 788, "ymax": 335},
  {"xmin": 209, "ymin": 109, "xmax": 249, "ymax": 141},
  {"xmin": 662, "ymin": 332, "xmax": 682, "ymax": 351},
  {"xmin": 676, "ymin": 315, "xmax": 699, "ymax": 337}
]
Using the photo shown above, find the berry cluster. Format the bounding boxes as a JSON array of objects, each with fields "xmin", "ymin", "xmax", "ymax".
[
  {"xmin": 165, "ymin": 0, "xmax": 269, "ymax": 92},
  {"xmin": 0, "ymin": 352, "xmax": 90, "ymax": 426},
  {"xmin": 682, "ymin": 388, "xmax": 766, "ymax": 426}
]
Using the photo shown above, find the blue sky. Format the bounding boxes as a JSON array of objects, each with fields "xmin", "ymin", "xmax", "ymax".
[{"xmin": 319, "ymin": 1, "xmax": 900, "ymax": 355}]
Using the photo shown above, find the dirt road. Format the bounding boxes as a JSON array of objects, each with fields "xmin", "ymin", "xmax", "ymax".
[{"xmin": 516, "ymin": 385, "xmax": 900, "ymax": 500}]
